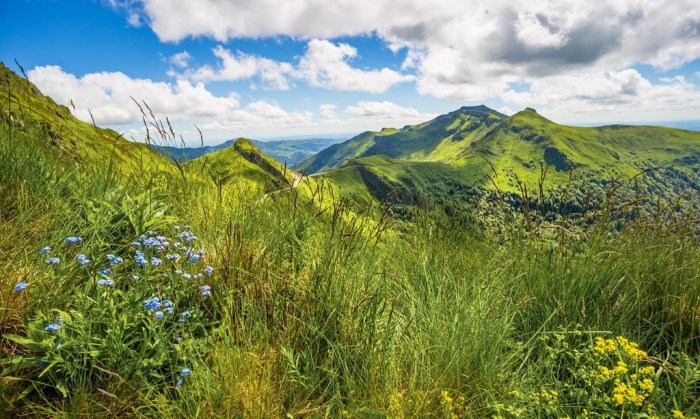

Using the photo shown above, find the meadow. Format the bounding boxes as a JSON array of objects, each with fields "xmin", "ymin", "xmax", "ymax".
[{"xmin": 1, "ymin": 68, "xmax": 699, "ymax": 418}]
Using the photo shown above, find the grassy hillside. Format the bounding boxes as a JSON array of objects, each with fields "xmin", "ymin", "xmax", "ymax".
[{"xmin": 1, "ymin": 63, "xmax": 700, "ymax": 418}]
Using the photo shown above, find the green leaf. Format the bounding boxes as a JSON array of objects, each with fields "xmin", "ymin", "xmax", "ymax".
[{"xmin": 4, "ymin": 334, "xmax": 51, "ymax": 352}]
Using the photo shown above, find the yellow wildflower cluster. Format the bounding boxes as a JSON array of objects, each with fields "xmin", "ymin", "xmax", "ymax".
[
  {"xmin": 594, "ymin": 336, "xmax": 648, "ymax": 361},
  {"xmin": 388, "ymin": 391, "xmax": 404, "ymax": 418},
  {"xmin": 612, "ymin": 379, "xmax": 646, "ymax": 406}
]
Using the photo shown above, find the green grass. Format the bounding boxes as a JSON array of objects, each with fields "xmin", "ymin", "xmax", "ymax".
[{"xmin": 1, "ymin": 63, "xmax": 700, "ymax": 418}]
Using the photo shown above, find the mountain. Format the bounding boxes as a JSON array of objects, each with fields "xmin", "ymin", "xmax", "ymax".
[
  {"xmin": 304, "ymin": 105, "xmax": 700, "ymax": 216},
  {"xmin": 153, "ymin": 137, "xmax": 344, "ymax": 166},
  {"xmin": 186, "ymin": 138, "xmax": 297, "ymax": 195},
  {"xmin": 296, "ymin": 105, "xmax": 506, "ymax": 174}
]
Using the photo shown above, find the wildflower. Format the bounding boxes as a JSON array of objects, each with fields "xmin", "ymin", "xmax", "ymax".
[
  {"xmin": 99, "ymin": 267, "xmax": 112, "ymax": 276},
  {"xmin": 98, "ymin": 279, "xmax": 115, "ymax": 286},
  {"xmin": 200, "ymin": 285, "xmax": 211, "ymax": 297},
  {"xmin": 166, "ymin": 253, "xmax": 181, "ymax": 261},
  {"xmin": 174, "ymin": 269, "xmax": 183, "ymax": 275},
  {"xmin": 155, "ymin": 311, "xmax": 164, "ymax": 320},
  {"xmin": 76, "ymin": 254, "xmax": 91, "ymax": 265},
  {"xmin": 107, "ymin": 255, "xmax": 123, "ymax": 266},
  {"xmin": 204, "ymin": 266, "xmax": 213, "ymax": 276},
  {"xmin": 143, "ymin": 297, "xmax": 161, "ymax": 310},
  {"xmin": 176, "ymin": 378, "xmax": 184, "ymax": 387},
  {"xmin": 189, "ymin": 254, "xmax": 200, "ymax": 263},
  {"xmin": 44, "ymin": 323, "xmax": 61, "ymax": 332},
  {"xmin": 45, "ymin": 257, "xmax": 60, "ymax": 265},
  {"xmin": 163, "ymin": 300, "xmax": 173, "ymax": 308},
  {"xmin": 131, "ymin": 241, "xmax": 141, "ymax": 248},
  {"xmin": 64, "ymin": 236, "xmax": 83, "ymax": 244},
  {"xmin": 174, "ymin": 226, "xmax": 181, "ymax": 231},
  {"xmin": 673, "ymin": 410, "xmax": 686, "ymax": 419},
  {"xmin": 14, "ymin": 282, "xmax": 29, "ymax": 292},
  {"xmin": 176, "ymin": 336, "xmax": 183, "ymax": 342},
  {"xmin": 134, "ymin": 252, "xmax": 147, "ymax": 267},
  {"xmin": 37, "ymin": 359, "xmax": 47, "ymax": 367},
  {"xmin": 182, "ymin": 273, "xmax": 192, "ymax": 280},
  {"xmin": 151, "ymin": 257, "xmax": 163, "ymax": 266},
  {"xmin": 38, "ymin": 246, "xmax": 51, "ymax": 255},
  {"xmin": 131, "ymin": 275, "xmax": 140, "ymax": 281},
  {"xmin": 194, "ymin": 273, "xmax": 202, "ymax": 279},
  {"xmin": 179, "ymin": 311, "xmax": 192, "ymax": 323},
  {"xmin": 180, "ymin": 368, "xmax": 190, "ymax": 377}
]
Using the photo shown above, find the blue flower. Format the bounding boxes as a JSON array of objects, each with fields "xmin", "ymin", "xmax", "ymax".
[
  {"xmin": 200, "ymin": 285, "xmax": 211, "ymax": 297},
  {"xmin": 143, "ymin": 297, "xmax": 161, "ymax": 310},
  {"xmin": 98, "ymin": 279, "xmax": 115, "ymax": 287},
  {"xmin": 174, "ymin": 269, "xmax": 183, "ymax": 275},
  {"xmin": 176, "ymin": 336, "xmax": 183, "ymax": 342},
  {"xmin": 204, "ymin": 266, "xmax": 214, "ymax": 276},
  {"xmin": 134, "ymin": 252, "xmax": 147, "ymax": 267},
  {"xmin": 178, "ymin": 311, "xmax": 192, "ymax": 323},
  {"xmin": 151, "ymin": 257, "xmax": 163, "ymax": 266},
  {"xmin": 163, "ymin": 300, "xmax": 173, "ymax": 308},
  {"xmin": 99, "ymin": 267, "xmax": 112, "ymax": 276},
  {"xmin": 45, "ymin": 257, "xmax": 60, "ymax": 265},
  {"xmin": 107, "ymin": 254, "xmax": 124, "ymax": 266},
  {"xmin": 154, "ymin": 311, "xmax": 164, "ymax": 320},
  {"xmin": 44, "ymin": 323, "xmax": 61, "ymax": 332},
  {"xmin": 14, "ymin": 282, "xmax": 28, "ymax": 292},
  {"xmin": 38, "ymin": 246, "xmax": 51, "ymax": 255},
  {"xmin": 176, "ymin": 378, "xmax": 184, "ymax": 387},
  {"xmin": 76, "ymin": 254, "xmax": 91, "ymax": 265},
  {"xmin": 166, "ymin": 307, "xmax": 175, "ymax": 314},
  {"xmin": 131, "ymin": 275, "xmax": 140, "ymax": 281},
  {"xmin": 64, "ymin": 236, "xmax": 83, "ymax": 244},
  {"xmin": 182, "ymin": 273, "xmax": 192, "ymax": 280},
  {"xmin": 194, "ymin": 273, "xmax": 202, "ymax": 279},
  {"xmin": 189, "ymin": 254, "xmax": 201, "ymax": 263},
  {"xmin": 37, "ymin": 359, "xmax": 47, "ymax": 367},
  {"xmin": 181, "ymin": 368, "xmax": 190, "ymax": 377},
  {"xmin": 166, "ymin": 253, "xmax": 181, "ymax": 261},
  {"xmin": 131, "ymin": 241, "xmax": 141, "ymax": 248}
]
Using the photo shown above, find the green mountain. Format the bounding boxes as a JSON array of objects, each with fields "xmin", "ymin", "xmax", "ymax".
[
  {"xmin": 296, "ymin": 105, "xmax": 506, "ymax": 173},
  {"xmin": 303, "ymin": 106, "xmax": 700, "ymax": 217},
  {"xmin": 187, "ymin": 138, "xmax": 296, "ymax": 194},
  {"xmin": 153, "ymin": 137, "xmax": 344, "ymax": 166}
]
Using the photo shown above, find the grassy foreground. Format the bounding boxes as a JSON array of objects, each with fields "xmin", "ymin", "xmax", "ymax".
[{"xmin": 1, "ymin": 92, "xmax": 700, "ymax": 417}]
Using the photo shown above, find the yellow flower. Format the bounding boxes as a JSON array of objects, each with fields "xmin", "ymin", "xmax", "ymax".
[
  {"xmin": 639, "ymin": 365, "xmax": 656, "ymax": 376},
  {"xmin": 672, "ymin": 410, "xmax": 685, "ymax": 419}
]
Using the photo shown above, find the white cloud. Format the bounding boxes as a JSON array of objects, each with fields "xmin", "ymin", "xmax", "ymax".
[
  {"xmin": 502, "ymin": 69, "xmax": 700, "ymax": 122},
  {"xmin": 513, "ymin": 12, "xmax": 569, "ymax": 51},
  {"xmin": 498, "ymin": 106, "xmax": 514, "ymax": 116},
  {"xmin": 298, "ymin": 39, "xmax": 414, "ymax": 93},
  {"xmin": 177, "ymin": 40, "xmax": 413, "ymax": 93},
  {"xmin": 124, "ymin": 0, "xmax": 700, "ymax": 104},
  {"xmin": 169, "ymin": 51, "xmax": 191, "ymax": 68},
  {"xmin": 28, "ymin": 65, "xmax": 240, "ymax": 126},
  {"xmin": 345, "ymin": 101, "xmax": 421, "ymax": 119},
  {"xmin": 184, "ymin": 45, "xmax": 295, "ymax": 90}
]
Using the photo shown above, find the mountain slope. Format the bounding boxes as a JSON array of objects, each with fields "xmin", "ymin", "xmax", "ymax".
[
  {"xmin": 186, "ymin": 138, "xmax": 296, "ymax": 194},
  {"xmin": 296, "ymin": 105, "xmax": 506, "ymax": 173}
]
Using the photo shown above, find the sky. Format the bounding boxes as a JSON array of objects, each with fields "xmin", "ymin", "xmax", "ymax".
[{"xmin": 2, "ymin": 0, "xmax": 700, "ymax": 145}]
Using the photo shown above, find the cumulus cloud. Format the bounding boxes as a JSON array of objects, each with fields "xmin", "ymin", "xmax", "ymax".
[
  {"xmin": 345, "ymin": 101, "xmax": 422, "ymax": 119},
  {"xmin": 169, "ymin": 51, "xmax": 191, "ymax": 68},
  {"xmin": 184, "ymin": 45, "xmax": 295, "ymax": 90},
  {"xmin": 121, "ymin": 0, "xmax": 700, "ymax": 103},
  {"xmin": 26, "ymin": 65, "xmax": 318, "ymax": 142},
  {"xmin": 298, "ymin": 39, "xmax": 414, "ymax": 93},
  {"xmin": 28, "ymin": 65, "xmax": 240, "ymax": 126},
  {"xmin": 176, "ymin": 40, "xmax": 413, "ymax": 93},
  {"xmin": 503, "ymin": 69, "xmax": 700, "ymax": 122}
]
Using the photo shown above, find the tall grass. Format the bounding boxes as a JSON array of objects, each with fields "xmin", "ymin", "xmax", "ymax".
[{"xmin": 1, "ymin": 109, "xmax": 699, "ymax": 417}]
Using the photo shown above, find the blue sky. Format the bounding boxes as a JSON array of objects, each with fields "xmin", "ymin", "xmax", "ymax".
[{"xmin": 2, "ymin": 0, "xmax": 700, "ymax": 144}]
